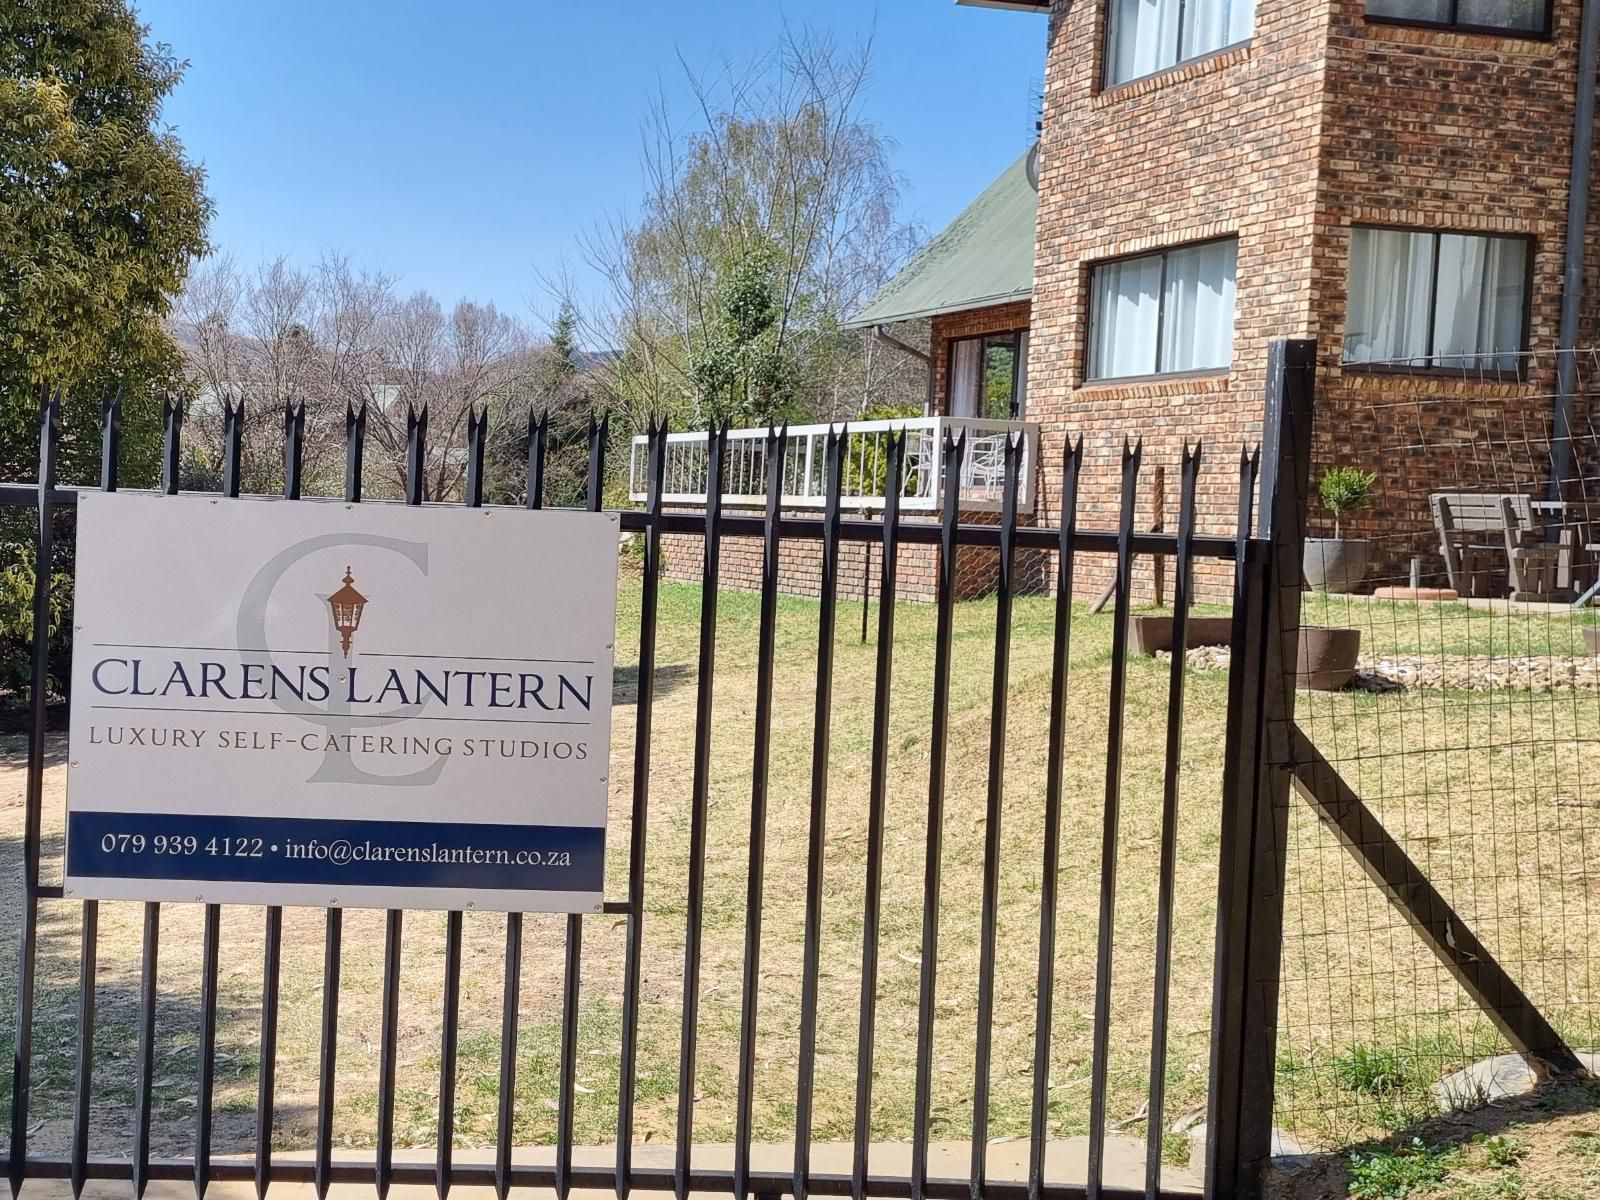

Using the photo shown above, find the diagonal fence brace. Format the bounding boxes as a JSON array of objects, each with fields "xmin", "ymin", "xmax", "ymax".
[{"xmin": 1288, "ymin": 723, "xmax": 1586, "ymax": 1078}]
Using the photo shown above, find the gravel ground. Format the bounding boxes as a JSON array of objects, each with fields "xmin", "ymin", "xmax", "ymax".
[{"xmin": 1173, "ymin": 647, "xmax": 1600, "ymax": 693}]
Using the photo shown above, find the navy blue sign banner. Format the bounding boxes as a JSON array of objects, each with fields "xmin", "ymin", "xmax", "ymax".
[{"xmin": 65, "ymin": 494, "xmax": 618, "ymax": 912}]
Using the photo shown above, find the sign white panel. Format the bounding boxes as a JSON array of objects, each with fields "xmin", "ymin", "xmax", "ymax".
[{"xmin": 65, "ymin": 493, "xmax": 618, "ymax": 911}]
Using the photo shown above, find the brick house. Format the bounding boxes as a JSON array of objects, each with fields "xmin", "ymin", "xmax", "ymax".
[
  {"xmin": 647, "ymin": 0, "xmax": 1598, "ymax": 600},
  {"xmin": 861, "ymin": 0, "xmax": 1595, "ymax": 595}
]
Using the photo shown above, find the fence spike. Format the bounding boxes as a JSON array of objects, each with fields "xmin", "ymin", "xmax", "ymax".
[
  {"xmin": 162, "ymin": 395, "xmax": 183, "ymax": 495},
  {"xmin": 1145, "ymin": 439, "xmax": 1203, "ymax": 1200},
  {"xmin": 100, "ymin": 386, "xmax": 123, "ymax": 493},
  {"xmin": 854, "ymin": 428, "xmax": 905, "ymax": 1200},
  {"xmin": 794, "ymin": 423, "xmax": 847, "ymax": 1200},
  {"xmin": 9, "ymin": 388, "xmax": 60, "ymax": 1200},
  {"xmin": 1087, "ymin": 437, "xmax": 1144, "ymax": 1198},
  {"xmin": 616, "ymin": 417, "xmax": 669, "ymax": 1200},
  {"xmin": 345, "ymin": 403, "xmax": 366, "ymax": 503},
  {"xmin": 281, "ymin": 402, "xmax": 305, "ymax": 500},
  {"xmin": 466, "ymin": 405, "xmax": 486, "ymax": 508},
  {"xmin": 406, "ymin": 404, "xmax": 428, "ymax": 505},
  {"xmin": 1028, "ymin": 431, "xmax": 1085, "ymax": 1200},
  {"xmin": 734, "ymin": 421, "xmax": 789, "ymax": 1200},
  {"xmin": 223, "ymin": 400, "xmax": 244, "ymax": 498},
  {"xmin": 971, "ymin": 425, "xmax": 1023, "ymax": 1200},
  {"xmin": 588, "ymin": 413, "xmax": 611, "ymax": 512}
]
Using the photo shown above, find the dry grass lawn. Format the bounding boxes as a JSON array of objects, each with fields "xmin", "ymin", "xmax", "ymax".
[{"xmin": 0, "ymin": 578, "xmax": 1595, "ymax": 1193}]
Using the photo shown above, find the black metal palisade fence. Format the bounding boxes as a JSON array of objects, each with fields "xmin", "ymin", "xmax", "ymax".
[{"xmin": 0, "ymin": 341, "xmax": 1320, "ymax": 1200}]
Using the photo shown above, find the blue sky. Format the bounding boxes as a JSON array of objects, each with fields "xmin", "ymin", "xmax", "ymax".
[{"xmin": 131, "ymin": 1, "xmax": 1047, "ymax": 331}]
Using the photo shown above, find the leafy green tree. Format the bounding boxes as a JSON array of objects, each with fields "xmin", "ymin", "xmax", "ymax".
[
  {"xmin": 589, "ymin": 29, "xmax": 923, "ymax": 432},
  {"xmin": 1, "ymin": 0, "xmax": 211, "ymax": 479},
  {"xmin": 1, "ymin": 0, "xmax": 210, "ymax": 700},
  {"xmin": 480, "ymin": 301, "xmax": 597, "ymax": 508},
  {"xmin": 689, "ymin": 245, "xmax": 802, "ymax": 427},
  {"xmin": 537, "ymin": 302, "xmax": 598, "ymax": 508}
]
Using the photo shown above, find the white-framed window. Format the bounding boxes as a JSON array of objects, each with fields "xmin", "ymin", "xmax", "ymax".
[
  {"xmin": 1087, "ymin": 238, "xmax": 1238, "ymax": 381},
  {"xmin": 1365, "ymin": 0, "xmax": 1548, "ymax": 36},
  {"xmin": 1343, "ymin": 228, "xmax": 1530, "ymax": 372},
  {"xmin": 1105, "ymin": 0, "xmax": 1254, "ymax": 86},
  {"xmin": 948, "ymin": 329, "xmax": 1030, "ymax": 418}
]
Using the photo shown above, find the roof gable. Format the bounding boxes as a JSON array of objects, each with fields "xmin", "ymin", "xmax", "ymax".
[{"xmin": 846, "ymin": 144, "xmax": 1038, "ymax": 328}]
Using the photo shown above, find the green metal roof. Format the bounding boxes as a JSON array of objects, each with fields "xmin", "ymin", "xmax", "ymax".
[{"xmin": 846, "ymin": 144, "xmax": 1038, "ymax": 329}]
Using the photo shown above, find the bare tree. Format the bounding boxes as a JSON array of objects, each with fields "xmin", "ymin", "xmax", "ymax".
[
  {"xmin": 171, "ymin": 255, "xmax": 330, "ymax": 491},
  {"xmin": 581, "ymin": 26, "xmax": 924, "ymax": 431},
  {"xmin": 363, "ymin": 293, "xmax": 534, "ymax": 500},
  {"xmin": 172, "ymin": 255, "xmax": 538, "ymax": 500}
]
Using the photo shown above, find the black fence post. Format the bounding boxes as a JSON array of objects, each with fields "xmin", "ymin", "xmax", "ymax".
[
  {"xmin": 1206, "ymin": 338, "xmax": 1315, "ymax": 1200},
  {"xmin": 10, "ymin": 390, "xmax": 60, "ymax": 1199}
]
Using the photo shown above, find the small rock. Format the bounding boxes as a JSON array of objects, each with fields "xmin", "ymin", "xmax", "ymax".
[{"xmin": 1185, "ymin": 1121, "xmax": 1308, "ymax": 1176}]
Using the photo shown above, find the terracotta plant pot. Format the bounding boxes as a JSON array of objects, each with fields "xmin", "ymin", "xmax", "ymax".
[
  {"xmin": 1129, "ymin": 614, "xmax": 1235, "ymax": 656},
  {"xmin": 1303, "ymin": 538, "xmax": 1371, "ymax": 594},
  {"xmin": 1296, "ymin": 626, "xmax": 1362, "ymax": 691}
]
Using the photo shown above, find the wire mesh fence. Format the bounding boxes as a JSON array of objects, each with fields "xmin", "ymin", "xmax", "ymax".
[{"xmin": 1272, "ymin": 350, "xmax": 1600, "ymax": 1150}]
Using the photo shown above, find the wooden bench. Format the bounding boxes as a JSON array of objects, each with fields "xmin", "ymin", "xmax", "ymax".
[{"xmin": 1431, "ymin": 492, "xmax": 1565, "ymax": 600}]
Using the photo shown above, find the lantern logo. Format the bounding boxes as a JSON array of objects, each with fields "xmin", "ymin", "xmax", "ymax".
[{"xmin": 327, "ymin": 567, "xmax": 368, "ymax": 658}]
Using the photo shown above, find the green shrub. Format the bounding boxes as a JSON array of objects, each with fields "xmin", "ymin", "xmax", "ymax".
[
  {"xmin": 1319, "ymin": 465, "xmax": 1378, "ymax": 538},
  {"xmin": 1348, "ymin": 1138, "xmax": 1460, "ymax": 1199},
  {"xmin": 1480, "ymin": 1134, "xmax": 1526, "ymax": 1169},
  {"xmin": 1332, "ymin": 1044, "xmax": 1410, "ymax": 1096},
  {"xmin": 0, "ymin": 539, "xmax": 73, "ymax": 702}
]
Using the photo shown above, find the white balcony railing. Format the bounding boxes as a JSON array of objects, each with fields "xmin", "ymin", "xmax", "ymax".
[{"xmin": 628, "ymin": 417, "xmax": 1039, "ymax": 514}]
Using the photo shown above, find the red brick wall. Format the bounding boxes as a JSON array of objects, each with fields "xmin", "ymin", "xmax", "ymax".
[
  {"xmin": 1305, "ymin": 9, "xmax": 1588, "ymax": 584},
  {"xmin": 660, "ymin": 509, "xmax": 1043, "ymax": 603},
  {"xmin": 1019, "ymin": 0, "xmax": 1326, "ymax": 597},
  {"xmin": 1020, "ymin": 0, "xmax": 1592, "ymax": 597}
]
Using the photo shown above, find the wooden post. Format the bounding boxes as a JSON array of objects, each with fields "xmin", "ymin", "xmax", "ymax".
[
  {"xmin": 1206, "ymin": 339, "xmax": 1316, "ymax": 1200},
  {"xmin": 1152, "ymin": 465, "xmax": 1167, "ymax": 608}
]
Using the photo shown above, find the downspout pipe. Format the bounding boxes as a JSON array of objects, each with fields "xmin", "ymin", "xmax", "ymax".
[{"xmin": 1552, "ymin": 0, "xmax": 1600, "ymax": 501}]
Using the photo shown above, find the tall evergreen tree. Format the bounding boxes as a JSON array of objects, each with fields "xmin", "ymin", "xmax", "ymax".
[{"xmin": 1, "ymin": 0, "xmax": 211, "ymax": 484}]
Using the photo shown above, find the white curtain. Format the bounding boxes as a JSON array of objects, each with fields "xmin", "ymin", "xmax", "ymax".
[
  {"xmin": 1433, "ymin": 234, "xmax": 1527, "ymax": 371},
  {"xmin": 949, "ymin": 338, "xmax": 982, "ymax": 417},
  {"xmin": 1090, "ymin": 254, "xmax": 1163, "ymax": 379},
  {"xmin": 1014, "ymin": 331, "xmax": 1030, "ymax": 418},
  {"xmin": 1344, "ymin": 228, "xmax": 1435, "ymax": 365},
  {"xmin": 1183, "ymin": 0, "xmax": 1254, "ymax": 60},
  {"xmin": 1159, "ymin": 239, "xmax": 1238, "ymax": 372},
  {"xmin": 1365, "ymin": 0, "xmax": 1452, "ymax": 21},
  {"xmin": 1456, "ymin": 0, "xmax": 1545, "ymax": 30},
  {"xmin": 1108, "ymin": 0, "xmax": 1181, "ymax": 84}
]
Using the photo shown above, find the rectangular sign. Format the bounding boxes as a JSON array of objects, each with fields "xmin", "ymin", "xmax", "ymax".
[{"xmin": 65, "ymin": 493, "xmax": 619, "ymax": 912}]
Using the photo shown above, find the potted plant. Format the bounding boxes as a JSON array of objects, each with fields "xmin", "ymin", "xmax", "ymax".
[{"xmin": 1304, "ymin": 465, "xmax": 1377, "ymax": 594}]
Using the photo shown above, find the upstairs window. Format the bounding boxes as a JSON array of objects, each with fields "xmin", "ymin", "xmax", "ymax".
[
  {"xmin": 1344, "ymin": 228, "xmax": 1530, "ymax": 372},
  {"xmin": 1106, "ymin": 0, "xmax": 1254, "ymax": 86},
  {"xmin": 1087, "ymin": 239, "xmax": 1238, "ymax": 381},
  {"xmin": 1365, "ymin": 0, "xmax": 1548, "ymax": 35},
  {"xmin": 949, "ymin": 330, "xmax": 1030, "ymax": 419}
]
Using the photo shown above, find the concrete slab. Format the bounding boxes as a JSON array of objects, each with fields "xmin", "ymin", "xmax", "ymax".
[
  {"xmin": 23, "ymin": 1140, "xmax": 1202, "ymax": 1200},
  {"xmin": 1434, "ymin": 1050, "xmax": 1600, "ymax": 1111},
  {"xmin": 1371, "ymin": 586, "xmax": 1459, "ymax": 604}
]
